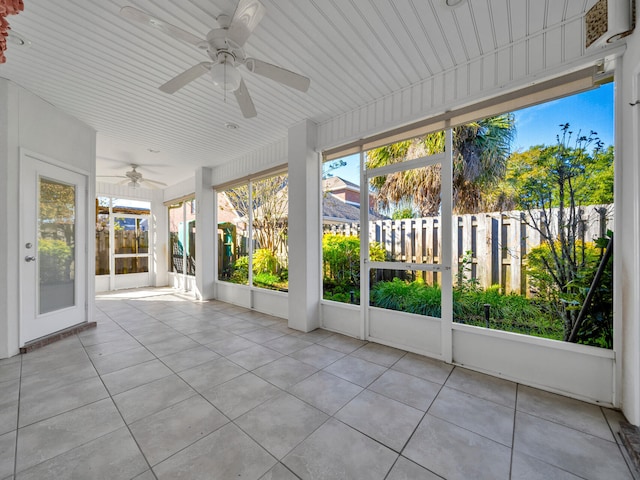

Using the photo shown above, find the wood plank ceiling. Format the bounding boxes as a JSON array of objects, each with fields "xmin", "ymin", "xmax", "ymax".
[{"xmin": 0, "ymin": 0, "xmax": 597, "ymax": 186}]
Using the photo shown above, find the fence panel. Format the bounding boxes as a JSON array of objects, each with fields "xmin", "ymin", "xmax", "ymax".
[{"xmin": 323, "ymin": 204, "xmax": 614, "ymax": 295}]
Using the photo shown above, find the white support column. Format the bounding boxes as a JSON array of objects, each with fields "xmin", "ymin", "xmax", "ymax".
[
  {"xmin": 288, "ymin": 120, "xmax": 320, "ymax": 332},
  {"xmin": 619, "ymin": 34, "xmax": 640, "ymax": 425},
  {"xmin": 195, "ymin": 167, "xmax": 215, "ymax": 300}
]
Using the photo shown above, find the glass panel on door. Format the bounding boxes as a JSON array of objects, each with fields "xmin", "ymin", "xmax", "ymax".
[{"xmin": 38, "ymin": 177, "xmax": 76, "ymax": 314}]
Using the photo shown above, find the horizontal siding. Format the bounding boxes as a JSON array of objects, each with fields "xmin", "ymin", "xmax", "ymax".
[{"xmin": 211, "ymin": 137, "xmax": 288, "ymax": 186}]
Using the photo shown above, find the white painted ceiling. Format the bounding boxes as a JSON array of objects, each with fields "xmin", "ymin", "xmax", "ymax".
[{"xmin": 1, "ymin": 0, "xmax": 597, "ymax": 187}]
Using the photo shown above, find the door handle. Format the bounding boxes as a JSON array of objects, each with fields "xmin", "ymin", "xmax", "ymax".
[{"xmin": 25, "ymin": 255, "xmax": 36, "ymax": 262}]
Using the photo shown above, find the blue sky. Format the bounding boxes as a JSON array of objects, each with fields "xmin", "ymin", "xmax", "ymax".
[
  {"xmin": 511, "ymin": 81, "xmax": 614, "ymax": 151},
  {"xmin": 327, "ymin": 81, "xmax": 614, "ymax": 185}
]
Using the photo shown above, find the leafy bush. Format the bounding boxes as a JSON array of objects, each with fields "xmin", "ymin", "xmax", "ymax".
[
  {"xmin": 454, "ymin": 285, "xmax": 563, "ymax": 340},
  {"xmin": 371, "ymin": 278, "xmax": 442, "ymax": 317},
  {"xmin": 370, "ymin": 278, "xmax": 563, "ymax": 340},
  {"xmin": 39, "ymin": 238, "xmax": 72, "ymax": 283},
  {"xmin": 322, "ymin": 234, "xmax": 386, "ymax": 298},
  {"xmin": 229, "ymin": 255, "xmax": 249, "ymax": 284},
  {"xmin": 253, "ymin": 248, "xmax": 278, "ymax": 274},
  {"xmin": 253, "ymin": 272, "xmax": 281, "ymax": 288},
  {"xmin": 526, "ymin": 238, "xmax": 612, "ymax": 347}
]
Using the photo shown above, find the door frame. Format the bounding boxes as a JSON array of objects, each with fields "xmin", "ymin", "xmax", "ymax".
[
  {"xmin": 360, "ymin": 129, "xmax": 454, "ymax": 361},
  {"xmin": 19, "ymin": 149, "xmax": 91, "ymax": 346}
]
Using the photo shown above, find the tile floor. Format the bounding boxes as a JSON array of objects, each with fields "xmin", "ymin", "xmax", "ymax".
[{"xmin": 0, "ymin": 288, "xmax": 637, "ymax": 479}]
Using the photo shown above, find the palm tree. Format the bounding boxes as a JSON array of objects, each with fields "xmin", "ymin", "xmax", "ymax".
[{"xmin": 366, "ymin": 114, "xmax": 516, "ymax": 215}]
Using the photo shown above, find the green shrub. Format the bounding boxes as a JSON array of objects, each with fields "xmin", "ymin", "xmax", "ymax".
[
  {"xmin": 322, "ymin": 233, "xmax": 387, "ymax": 300},
  {"xmin": 229, "ymin": 255, "xmax": 249, "ymax": 284},
  {"xmin": 371, "ymin": 278, "xmax": 442, "ymax": 317},
  {"xmin": 39, "ymin": 238, "xmax": 72, "ymax": 283},
  {"xmin": 253, "ymin": 248, "xmax": 278, "ymax": 274},
  {"xmin": 253, "ymin": 272, "xmax": 281, "ymax": 287},
  {"xmin": 370, "ymin": 278, "xmax": 563, "ymax": 340},
  {"xmin": 525, "ymin": 238, "xmax": 612, "ymax": 347}
]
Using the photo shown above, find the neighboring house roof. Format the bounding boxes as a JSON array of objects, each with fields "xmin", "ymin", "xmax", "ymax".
[
  {"xmin": 323, "ymin": 193, "xmax": 387, "ymax": 223},
  {"xmin": 323, "ymin": 176, "xmax": 361, "ymax": 193}
]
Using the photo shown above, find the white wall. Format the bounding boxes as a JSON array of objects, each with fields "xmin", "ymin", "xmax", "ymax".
[{"xmin": 0, "ymin": 79, "xmax": 96, "ymax": 358}]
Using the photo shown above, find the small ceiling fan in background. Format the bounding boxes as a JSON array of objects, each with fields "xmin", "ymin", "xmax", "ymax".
[
  {"xmin": 119, "ymin": 0, "xmax": 311, "ymax": 118},
  {"xmin": 97, "ymin": 164, "xmax": 168, "ymax": 189}
]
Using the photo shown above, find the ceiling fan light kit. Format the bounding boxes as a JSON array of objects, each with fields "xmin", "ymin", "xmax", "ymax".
[
  {"xmin": 210, "ymin": 59, "xmax": 242, "ymax": 92},
  {"xmin": 120, "ymin": 0, "xmax": 311, "ymax": 118}
]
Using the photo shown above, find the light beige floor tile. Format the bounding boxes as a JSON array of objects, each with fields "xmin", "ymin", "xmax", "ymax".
[
  {"xmin": 259, "ymin": 463, "xmax": 299, "ymax": 480},
  {"xmin": 159, "ymin": 346, "xmax": 220, "ymax": 373},
  {"xmin": 318, "ymin": 334, "xmax": 367, "ymax": 354},
  {"xmin": 290, "ymin": 344, "xmax": 345, "ymax": 369},
  {"xmin": 236, "ymin": 393, "xmax": 328, "ymax": 459},
  {"xmin": 78, "ymin": 329, "xmax": 132, "ymax": 347},
  {"xmin": 253, "ymin": 356, "xmax": 318, "ymax": 389},
  {"xmin": 510, "ymin": 451, "xmax": 583, "ymax": 480},
  {"xmin": 351, "ymin": 343, "xmax": 405, "ymax": 367},
  {"xmin": 445, "ymin": 367, "xmax": 517, "ymax": 408},
  {"xmin": 16, "ymin": 427, "xmax": 148, "ymax": 480},
  {"xmin": 85, "ymin": 338, "xmax": 141, "ymax": 359},
  {"xmin": 386, "ymin": 456, "xmax": 441, "ymax": 480},
  {"xmin": 369, "ymin": 369, "xmax": 440, "ymax": 411},
  {"xmin": 323, "ymin": 355, "xmax": 387, "ymax": 387},
  {"xmin": 153, "ymin": 423, "xmax": 276, "ymax": 480},
  {"xmin": 283, "ymin": 418, "xmax": 397, "ymax": 480},
  {"xmin": 0, "ymin": 430, "xmax": 16, "ymax": 479},
  {"xmin": 335, "ymin": 390, "xmax": 423, "ymax": 451},
  {"xmin": 19, "ymin": 362, "xmax": 97, "ymax": 398},
  {"xmin": 240, "ymin": 328, "xmax": 286, "ymax": 344},
  {"xmin": 187, "ymin": 328, "xmax": 234, "ymax": 345},
  {"xmin": 179, "ymin": 357, "xmax": 247, "ymax": 392},
  {"xmin": 15, "ymin": 398, "xmax": 124, "ymax": 473},
  {"xmin": 403, "ymin": 414, "xmax": 511, "ymax": 480},
  {"xmin": 113, "ymin": 375, "xmax": 196, "ymax": 424},
  {"xmin": 0, "ymin": 380, "xmax": 19, "ymax": 435},
  {"xmin": 202, "ymin": 372, "xmax": 281, "ymax": 419},
  {"xmin": 101, "ymin": 359, "xmax": 173, "ymax": 395},
  {"xmin": 207, "ymin": 336, "xmax": 258, "ymax": 356},
  {"xmin": 263, "ymin": 335, "xmax": 314, "ymax": 355},
  {"xmin": 130, "ymin": 395, "xmax": 228, "ymax": 466},
  {"xmin": 19, "ymin": 376, "xmax": 108, "ymax": 427},
  {"xmin": 288, "ymin": 371, "xmax": 363, "ymax": 415},
  {"xmin": 144, "ymin": 336, "xmax": 201, "ymax": 357},
  {"xmin": 0, "ymin": 362, "xmax": 21, "ymax": 384},
  {"xmin": 517, "ymin": 385, "xmax": 614, "ymax": 441},
  {"xmin": 513, "ymin": 411, "xmax": 633, "ymax": 480},
  {"xmin": 90, "ymin": 346, "xmax": 155, "ymax": 375},
  {"xmin": 391, "ymin": 353, "xmax": 453, "ymax": 384},
  {"xmin": 295, "ymin": 329, "xmax": 334, "ymax": 343},
  {"xmin": 429, "ymin": 386, "xmax": 514, "ymax": 446},
  {"xmin": 21, "ymin": 349, "xmax": 90, "ymax": 378},
  {"xmin": 226, "ymin": 345, "xmax": 283, "ymax": 370}
]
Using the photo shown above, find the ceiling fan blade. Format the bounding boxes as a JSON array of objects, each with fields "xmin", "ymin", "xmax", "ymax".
[
  {"xmin": 96, "ymin": 175, "xmax": 127, "ymax": 179},
  {"xmin": 234, "ymin": 78, "xmax": 257, "ymax": 118},
  {"xmin": 119, "ymin": 6, "xmax": 205, "ymax": 47},
  {"xmin": 227, "ymin": 0, "xmax": 266, "ymax": 47},
  {"xmin": 245, "ymin": 58, "xmax": 310, "ymax": 92},
  {"xmin": 159, "ymin": 62, "xmax": 213, "ymax": 94},
  {"xmin": 141, "ymin": 178, "xmax": 168, "ymax": 187}
]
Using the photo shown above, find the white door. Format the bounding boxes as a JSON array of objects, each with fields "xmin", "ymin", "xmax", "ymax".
[
  {"xmin": 21, "ymin": 155, "xmax": 87, "ymax": 345},
  {"xmin": 363, "ymin": 129, "xmax": 453, "ymax": 361}
]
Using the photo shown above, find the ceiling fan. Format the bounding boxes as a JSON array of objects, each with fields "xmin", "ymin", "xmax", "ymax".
[
  {"xmin": 97, "ymin": 165, "xmax": 167, "ymax": 189},
  {"xmin": 119, "ymin": 0, "xmax": 311, "ymax": 118}
]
